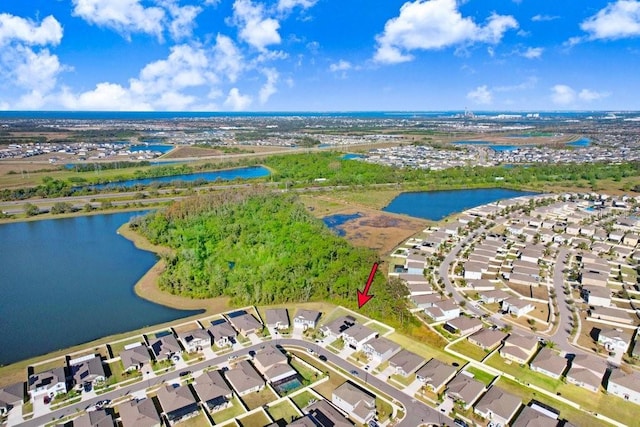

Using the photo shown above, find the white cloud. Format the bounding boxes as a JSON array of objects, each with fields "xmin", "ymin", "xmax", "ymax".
[
  {"xmin": 329, "ymin": 60, "xmax": 352, "ymax": 72},
  {"xmin": 259, "ymin": 68, "xmax": 278, "ymax": 104},
  {"xmin": 521, "ymin": 47, "xmax": 543, "ymax": 59},
  {"xmin": 532, "ymin": 14, "xmax": 559, "ymax": 22},
  {"xmin": 224, "ymin": 87, "xmax": 252, "ymax": 110},
  {"xmin": 467, "ymin": 85, "xmax": 492, "ymax": 105},
  {"xmin": 581, "ymin": 0, "xmax": 640, "ymax": 40},
  {"xmin": 0, "ymin": 14, "xmax": 63, "ymax": 47},
  {"xmin": 551, "ymin": 85, "xmax": 576, "ymax": 105},
  {"xmin": 60, "ymin": 82, "xmax": 152, "ymax": 110},
  {"xmin": 232, "ymin": 0, "xmax": 281, "ymax": 51},
  {"xmin": 71, "ymin": 0, "xmax": 165, "ymax": 40},
  {"xmin": 212, "ymin": 34, "xmax": 244, "ymax": 83},
  {"xmin": 579, "ymin": 88, "xmax": 610, "ymax": 101},
  {"xmin": 277, "ymin": 0, "xmax": 317, "ymax": 12},
  {"xmin": 161, "ymin": 0, "xmax": 203, "ymax": 40},
  {"xmin": 374, "ymin": 0, "xmax": 518, "ymax": 64}
]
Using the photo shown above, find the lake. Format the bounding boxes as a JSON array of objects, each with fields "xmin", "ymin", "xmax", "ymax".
[
  {"xmin": 0, "ymin": 211, "xmax": 200, "ymax": 365},
  {"xmin": 567, "ymin": 138, "xmax": 591, "ymax": 147},
  {"xmin": 453, "ymin": 141, "xmax": 519, "ymax": 152},
  {"xmin": 383, "ymin": 188, "xmax": 538, "ymax": 221},
  {"xmin": 129, "ymin": 144, "xmax": 174, "ymax": 153},
  {"xmin": 89, "ymin": 165, "xmax": 270, "ymax": 189},
  {"xmin": 323, "ymin": 213, "xmax": 362, "ymax": 236}
]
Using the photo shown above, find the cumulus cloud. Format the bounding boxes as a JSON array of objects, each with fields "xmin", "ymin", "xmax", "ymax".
[
  {"xmin": 329, "ymin": 60, "xmax": 352, "ymax": 72},
  {"xmin": 0, "ymin": 14, "xmax": 63, "ymax": 46},
  {"xmin": 531, "ymin": 14, "xmax": 559, "ymax": 22},
  {"xmin": 72, "ymin": 0, "xmax": 165, "ymax": 40},
  {"xmin": 259, "ymin": 68, "xmax": 278, "ymax": 104},
  {"xmin": 224, "ymin": 87, "xmax": 252, "ymax": 110},
  {"xmin": 212, "ymin": 34, "xmax": 244, "ymax": 83},
  {"xmin": 232, "ymin": 0, "xmax": 281, "ymax": 51},
  {"xmin": 521, "ymin": 47, "xmax": 543, "ymax": 59},
  {"xmin": 374, "ymin": 0, "xmax": 518, "ymax": 64},
  {"xmin": 467, "ymin": 85, "xmax": 492, "ymax": 105},
  {"xmin": 579, "ymin": 88, "xmax": 610, "ymax": 101},
  {"xmin": 551, "ymin": 84, "xmax": 576, "ymax": 105},
  {"xmin": 161, "ymin": 0, "xmax": 203, "ymax": 40},
  {"xmin": 60, "ymin": 82, "xmax": 153, "ymax": 111},
  {"xmin": 277, "ymin": 0, "xmax": 317, "ymax": 12},
  {"xmin": 580, "ymin": 0, "xmax": 640, "ymax": 40}
]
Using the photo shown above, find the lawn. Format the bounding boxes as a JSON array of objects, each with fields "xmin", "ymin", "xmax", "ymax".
[
  {"xmin": 448, "ymin": 340, "xmax": 490, "ymax": 362},
  {"xmin": 241, "ymin": 387, "xmax": 279, "ymax": 411},
  {"xmin": 327, "ymin": 337, "xmax": 345, "ymax": 352},
  {"xmin": 108, "ymin": 336, "xmax": 145, "ymax": 357},
  {"xmin": 463, "ymin": 366, "xmax": 495, "ymax": 386},
  {"xmin": 387, "ymin": 331, "xmax": 462, "ymax": 366},
  {"xmin": 313, "ymin": 374, "xmax": 346, "ymax": 401},
  {"xmin": 291, "ymin": 390, "xmax": 317, "ymax": 410},
  {"xmin": 376, "ymin": 396, "xmax": 394, "ymax": 423},
  {"xmin": 291, "ymin": 359, "xmax": 321, "ymax": 385},
  {"xmin": 267, "ymin": 400, "xmax": 300, "ymax": 425},
  {"xmin": 107, "ymin": 361, "xmax": 141, "ymax": 384},
  {"xmin": 389, "ymin": 373, "xmax": 416, "ymax": 387},
  {"xmin": 363, "ymin": 320, "xmax": 394, "ymax": 336},
  {"xmin": 174, "ymin": 413, "xmax": 208, "ymax": 427},
  {"xmin": 484, "ymin": 353, "xmax": 563, "ymax": 391},
  {"xmin": 237, "ymin": 410, "xmax": 271, "ymax": 427},
  {"xmin": 321, "ymin": 306, "xmax": 368, "ymax": 327},
  {"xmin": 211, "ymin": 396, "xmax": 245, "ymax": 424}
]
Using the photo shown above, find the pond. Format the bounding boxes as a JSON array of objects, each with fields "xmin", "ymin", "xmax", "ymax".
[{"xmin": 322, "ymin": 213, "xmax": 362, "ymax": 236}]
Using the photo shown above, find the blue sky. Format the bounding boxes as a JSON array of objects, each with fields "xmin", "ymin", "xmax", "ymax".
[{"xmin": 1, "ymin": 0, "xmax": 639, "ymax": 111}]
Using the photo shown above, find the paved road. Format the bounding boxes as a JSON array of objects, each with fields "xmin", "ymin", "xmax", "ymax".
[{"xmin": 16, "ymin": 339, "xmax": 453, "ymax": 427}]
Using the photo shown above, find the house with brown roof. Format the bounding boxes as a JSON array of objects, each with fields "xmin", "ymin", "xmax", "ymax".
[
  {"xmin": 120, "ymin": 344, "xmax": 152, "ymax": 372},
  {"xmin": 468, "ymin": 329, "xmax": 507, "ymax": 351},
  {"xmin": 444, "ymin": 316, "xmax": 483, "ymax": 336},
  {"xmin": 149, "ymin": 334, "xmax": 182, "ymax": 360},
  {"xmin": 224, "ymin": 360, "xmax": 265, "ymax": 396},
  {"xmin": 193, "ymin": 370, "xmax": 234, "ymax": 412},
  {"xmin": 178, "ymin": 328, "xmax": 211, "ymax": 353},
  {"xmin": 566, "ymin": 354, "xmax": 607, "ymax": 392},
  {"xmin": 473, "ymin": 385, "xmax": 522, "ymax": 426},
  {"xmin": 301, "ymin": 399, "xmax": 353, "ymax": 427},
  {"xmin": 529, "ymin": 348, "xmax": 567, "ymax": 380},
  {"xmin": 0, "ymin": 383, "xmax": 23, "ymax": 416},
  {"xmin": 118, "ymin": 398, "xmax": 161, "ymax": 427},
  {"xmin": 607, "ymin": 369, "xmax": 640, "ymax": 404},
  {"xmin": 265, "ymin": 308, "xmax": 289, "ymax": 330},
  {"xmin": 512, "ymin": 405, "xmax": 559, "ymax": 427},
  {"xmin": 361, "ymin": 336, "xmax": 401, "ymax": 364},
  {"xmin": 445, "ymin": 373, "xmax": 485, "ymax": 409},
  {"xmin": 28, "ymin": 367, "xmax": 67, "ymax": 398},
  {"xmin": 388, "ymin": 349, "xmax": 425, "ymax": 377},
  {"xmin": 416, "ymin": 358, "xmax": 457, "ymax": 392},
  {"xmin": 597, "ymin": 328, "xmax": 633, "ymax": 354},
  {"xmin": 252, "ymin": 345, "xmax": 297, "ymax": 384},
  {"xmin": 500, "ymin": 333, "xmax": 538, "ymax": 365},
  {"xmin": 70, "ymin": 355, "xmax": 106, "ymax": 389},
  {"xmin": 73, "ymin": 409, "xmax": 114, "ymax": 427},
  {"xmin": 227, "ymin": 312, "xmax": 263, "ymax": 336},
  {"xmin": 156, "ymin": 384, "xmax": 199, "ymax": 425},
  {"xmin": 332, "ymin": 382, "xmax": 376, "ymax": 425},
  {"xmin": 208, "ymin": 319, "xmax": 237, "ymax": 348},
  {"xmin": 293, "ymin": 309, "xmax": 321, "ymax": 330}
]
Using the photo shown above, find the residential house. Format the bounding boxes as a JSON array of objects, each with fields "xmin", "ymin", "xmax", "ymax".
[
  {"xmin": 589, "ymin": 306, "xmax": 636, "ymax": 325},
  {"xmin": 342, "ymin": 324, "xmax": 378, "ymax": 351},
  {"xmin": 410, "ymin": 293, "xmax": 442, "ymax": 309},
  {"xmin": 73, "ymin": 409, "xmax": 114, "ymax": 427},
  {"xmin": 224, "ymin": 360, "xmax": 265, "ymax": 396},
  {"xmin": 28, "ymin": 367, "xmax": 67, "ymax": 398},
  {"xmin": 178, "ymin": 328, "xmax": 211, "ymax": 353},
  {"xmin": 302, "ymin": 399, "xmax": 353, "ymax": 427},
  {"xmin": 193, "ymin": 370, "xmax": 234, "ymax": 412},
  {"xmin": 156, "ymin": 384, "xmax": 199, "ymax": 425},
  {"xmin": 118, "ymin": 398, "xmax": 161, "ymax": 427},
  {"xmin": 405, "ymin": 261, "xmax": 425, "ymax": 275},
  {"xmin": 227, "ymin": 312, "xmax": 263, "ymax": 336},
  {"xmin": 502, "ymin": 299, "xmax": 535, "ymax": 317},
  {"xmin": 581, "ymin": 271, "xmax": 609, "ymax": 288},
  {"xmin": 529, "ymin": 348, "xmax": 567, "ymax": 380},
  {"xmin": 623, "ymin": 233, "xmax": 640, "ymax": 247},
  {"xmin": 607, "ymin": 369, "xmax": 640, "ymax": 405},
  {"xmin": 405, "ymin": 281, "xmax": 435, "ymax": 296},
  {"xmin": 120, "ymin": 344, "xmax": 152, "ymax": 372},
  {"xmin": 252, "ymin": 345, "xmax": 297, "ymax": 384},
  {"xmin": 581, "ymin": 285, "xmax": 611, "ymax": 307},
  {"xmin": 499, "ymin": 334, "xmax": 538, "ymax": 365},
  {"xmin": 70, "ymin": 355, "xmax": 106, "ymax": 389},
  {"xmin": 512, "ymin": 405, "xmax": 559, "ymax": 427},
  {"xmin": 0, "ymin": 383, "xmax": 23, "ymax": 416},
  {"xmin": 416, "ymin": 359, "xmax": 457, "ymax": 393},
  {"xmin": 320, "ymin": 316, "xmax": 356, "ymax": 340},
  {"xmin": 424, "ymin": 299, "xmax": 460, "ymax": 322},
  {"xmin": 293, "ymin": 309, "xmax": 321, "ymax": 331},
  {"xmin": 208, "ymin": 319, "xmax": 237, "ymax": 348},
  {"xmin": 265, "ymin": 308, "xmax": 289, "ymax": 330},
  {"xmin": 361, "ymin": 337, "xmax": 401, "ymax": 364},
  {"xmin": 597, "ymin": 328, "xmax": 633, "ymax": 354},
  {"xmin": 388, "ymin": 350, "xmax": 424, "ymax": 377},
  {"xmin": 444, "ymin": 316, "xmax": 483, "ymax": 336},
  {"xmin": 149, "ymin": 334, "xmax": 182, "ymax": 360},
  {"xmin": 332, "ymin": 382, "xmax": 376, "ymax": 425},
  {"xmin": 445, "ymin": 373, "xmax": 485, "ymax": 409},
  {"xmin": 566, "ymin": 354, "xmax": 607, "ymax": 392},
  {"xmin": 468, "ymin": 329, "xmax": 507, "ymax": 351},
  {"xmin": 479, "ymin": 289, "xmax": 511, "ymax": 304},
  {"xmin": 398, "ymin": 273, "xmax": 429, "ymax": 286},
  {"xmin": 473, "ymin": 386, "xmax": 522, "ymax": 426},
  {"xmin": 464, "ymin": 262, "xmax": 486, "ymax": 280}
]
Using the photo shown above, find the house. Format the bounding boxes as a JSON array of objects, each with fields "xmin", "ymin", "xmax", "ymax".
[
  {"xmin": 156, "ymin": 384, "xmax": 199, "ymax": 425},
  {"xmin": 149, "ymin": 334, "xmax": 182, "ymax": 360},
  {"xmin": 424, "ymin": 299, "xmax": 460, "ymax": 322},
  {"xmin": 70, "ymin": 355, "xmax": 106, "ymax": 389},
  {"xmin": 193, "ymin": 370, "xmax": 234, "ymax": 412},
  {"xmin": 444, "ymin": 316, "xmax": 483, "ymax": 336},
  {"xmin": 398, "ymin": 273, "xmax": 430, "ymax": 286},
  {"xmin": 499, "ymin": 334, "xmax": 538, "ymax": 365},
  {"xmin": 410, "ymin": 293, "xmax": 442, "ymax": 309},
  {"xmin": 178, "ymin": 328, "xmax": 211, "ymax": 353},
  {"xmin": 120, "ymin": 344, "xmax": 152, "ymax": 371},
  {"xmin": 361, "ymin": 337, "xmax": 401, "ymax": 364},
  {"xmin": 623, "ymin": 233, "xmax": 640, "ymax": 247},
  {"xmin": 468, "ymin": 329, "xmax": 507, "ymax": 351},
  {"xmin": 566, "ymin": 354, "xmax": 607, "ymax": 392},
  {"xmin": 252, "ymin": 345, "xmax": 297, "ymax": 384},
  {"xmin": 208, "ymin": 319, "xmax": 237, "ymax": 348},
  {"xmin": 501, "ymin": 298, "xmax": 535, "ymax": 317},
  {"xmin": 529, "ymin": 348, "xmax": 567, "ymax": 380},
  {"xmin": 405, "ymin": 281, "xmax": 436, "ymax": 296},
  {"xmin": 606, "ymin": 369, "xmax": 640, "ymax": 404},
  {"xmin": 293, "ymin": 309, "xmax": 321, "ymax": 330},
  {"xmin": 464, "ymin": 262, "xmax": 486, "ymax": 280},
  {"xmin": 28, "ymin": 367, "xmax": 67, "ymax": 398},
  {"xmin": 445, "ymin": 373, "xmax": 485, "ymax": 409},
  {"xmin": 343, "ymin": 324, "xmax": 378, "ymax": 350},
  {"xmin": 581, "ymin": 271, "xmax": 609, "ymax": 287},
  {"xmin": 224, "ymin": 360, "xmax": 265, "ymax": 396},
  {"xmin": 0, "ymin": 383, "xmax": 24, "ymax": 416},
  {"xmin": 388, "ymin": 350, "xmax": 424, "ymax": 377},
  {"xmin": 227, "ymin": 312, "xmax": 263, "ymax": 336},
  {"xmin": 512, "ymin": 405, "xmax": 559, "ymax": 427},
  {"xmin": 589, "ymin": 306, "xmax": 636, "ymax": 325},
  {"xmin": 118, "ymin": 398, "xmax": 161, "ymax": 427},
  {"xmin": 581, "ymin": 285, "xmax": 611, "ymax": 307},
  {"xmin": 320, "ymin": 315, "xmax": 356, "ymax": 340},
  {"xmin": 479, "ymin": 289, "xmax": 511, "ymax": 304},
  {"xmin": 473, "ymin": 386, "xmax": 522, "ymax": 426},
  {"xmin": 332, "ymin": 382, "xmax": 376, "ymax": 425},
  {"xmin": 597, "ymin": 328, "xmax": 633, "ymax": 353},
  {"xmin": 265, "ymin": 308, "xmax": 289, "ymax": 330},
  {"xmin": 416, "ymin": 359, "xmax": 457, "ymax": 392},
  {"xmin": 73, "ymin": 409, "xmax": 114, "ymax": 427},
  {"xmin": 301, "ymin": 399, "xmax": 353, "ymax": 427}
]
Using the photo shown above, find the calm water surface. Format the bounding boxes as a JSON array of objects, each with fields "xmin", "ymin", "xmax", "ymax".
[
  {"xmin": 323, "ymin": 213, "xmax": 362, "ymax": 236},
  {"xmin": 0, "ymin": 211, "xmax": 200, "ymax": 365},
  {"xmin": 383, "ymin": 188, "xmax": 538, "ymax": 221}
]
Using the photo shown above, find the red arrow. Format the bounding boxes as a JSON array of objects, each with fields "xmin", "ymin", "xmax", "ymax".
[{"xmin": 357, "ymin": 262, "xmax": 379, "ymax": 309}]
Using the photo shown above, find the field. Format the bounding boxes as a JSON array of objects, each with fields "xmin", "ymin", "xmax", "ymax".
[
  {"xmin": 448, "ymin": 340, "xmax": 491, "ymax": 362},
  {"xmin": 210, "ymin": 396, "xmax": 245, "ymax": 424},
  {"xmin": 267, "ymin": 400, "xmax": 300, "ymax": 424},
  {"xmin": 240, "ymin": 388, "xmax": 279, "ymax": 411}
]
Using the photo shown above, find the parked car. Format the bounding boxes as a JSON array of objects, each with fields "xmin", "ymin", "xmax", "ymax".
[
  {"xmin": 179, "ymin": 371, "xmax": 191, "ymax": 377},
  {"xmin": 454, "ymin": 418, "xmax": 469, "ymax": 427},
  {"xmin": 43, "ymin": 395, "xmax": 51, "ymax": 404},
  {"xmin": 95, "ymin": 399, "xmax": 110, "ymax": 408},
  {"xmin": 350, "ymin": 370, "xmax": 359, "ymax": 376}
]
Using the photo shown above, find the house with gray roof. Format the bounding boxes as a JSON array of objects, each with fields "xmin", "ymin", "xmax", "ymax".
[
  {"xmin": 501, "ymin": 298, "xmax": 535, "ymax": 317},
  {"xmin": 474, "ymin": 385, "xmax": 522, "ymax": 426},
  {"xmin": 293, "ymin": 309, "xmax": 321, "ymax": 330},
  {"xmin": 224, "ymin": 360, "xmax": 265, "ymax": 396},
  {"xmin": 512, "ymin": 405, "xmax": 559, "ymax": 427},
  {"xmin": 265, "ymin": 308, "xmax": 289, "ymax": 330},
  {"xmin": 342, "ymin": 324, "xmax": 377, "ymax": 351},
  {"xmin": 445, "ymin": 373, "xmax": 485, "ymax": 409},
  {"xmin": 321, "ymin": 315, "xmax": 356, "ymax": 339},
  {"xmin": 388, "ymin": 349, "xmax": 424, "ymax": 377},
  {"xmin": 589, "ymin": 306, "xmax": 636, "ymax": 325},
  {"xmin": 0, "ymin": 382, "xmax": 24, "ymax": 416},
  {"xmin": 607, "ymin": 369, "xmax": 640, "ymax": 405},
  {"xmin": 208, "ymin": 319, "xmax": 237, "ymax": 348},
  {"xmin": 149, "ymin": 334, "xmax": 182, "ymax": 360},
  {"xmin": 252, "ymin": 345, "xmax": 297, "ymax": 383},
  {"xmin": 332, "ymin": 382, "xmax": 376, "ymax": 425},
  {"xmin": 28, "ymin": 367, "xmax": 67, "ymax": 398},
  {"xmin": 73, "ymin": 409, "xmax": 114, "ymax": 427},
  {"xmin": 597, "ymin": 328, "xmax": 633, "ymax": 354},
  {"xmin": 193, "ymin": 370, "xmax": 234, "ymax": 412},
  {"xmin": 227, "ymin": 312, "xmax": 263, "ymax": 336},
  {"xmin": 410, "ymin": 293, "xmax": 442, "ymax": 309},
  {"xmin": 500, "ymin": 333, "xmax": 538, "ymax": 365},
  {"xmin": 530, "ymin": 348, "xmax": 567, "ymax": 380},
  {"xmin": 361, "ymin": 336, "xmax": 401, "ymax": 364},
  {"xmin": 468, "ymin": 329, "xmax": 507, "ymax": 351},
  {"xmin": 120, "ymin": 344, "xmax": 152, "ymax": 372},
  {"xmin": 566, "ymin": 354, "xmax": 607, "ymax": 392},
  {"xmin": 156, "ymin": 384, "xmax": 199, "ymax": 425},
  {"xmin": 118, "ymin": 398, "xmax": 161, "ymax": 427},
  {"xmin": 444, "ymin": 316, "xmax": 483, "ymax": 336},
  {"xmin": 424, "ymin": 299, "xmax": 460, "ymax": 322},
  {"xmin": 178, "ymin": 328, "xmax": 211, "ymax": 353},
  {"xmin": 70, "ymin": 355, "xmax": 105, "ymax": 388},
  {"xmin": 416, "ymin": 358, "xmax": 457, "ymax": 392},
  {"xmin": 301, "ymin": 399, "xmax": 353, "ymax": 427}
]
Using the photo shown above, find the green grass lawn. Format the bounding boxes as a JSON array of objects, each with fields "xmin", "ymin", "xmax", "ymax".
[
  {"xmin": 389, "ymin": 373, "xmax": 416, "ymax": 387},
  {"xmin": 174, "ymin": 413, "xmax": 207, "ymax": 427},
  {"xmin": 321, "ymin": 306, "xmax": 368, "ymax": 326},
  {"xmin": 240, "ymin": 387, "xmax": 278, "ymax": 411},
  {"xmin": 376, "ymin": 396, "xmax": 394, "ymax": 422},
  {"xmin": 211, "ymin": 396, "xmax": 245, "ymax": 424},
  {"xmin": 327, "ymin": 338, "xmax": 345, "ymax": 352},
  {"xmin": 267, "ymin": 400, "xmax": 300, "ymax": 425},
  {"xmin": 387, "ymin": 332, "xmax": 462, "ymax": 366},
  {"xmin": 364, "ymin": 321, "xmax": 394, "ymax": 336},
  {"xmin": 107, "ymin": 361, "xmax": 141, "ymax": 384},
  {"xmin": 463, "ymin": 366, "xmax": 495, "ymax": 386},
  {"xmin": 108, "ymin": 337, "xmax": 145, "ymax": 357},
  {"xmin": 291, "ymin": 390, "xmax": 317, "ymax": 410},
  {"xmin": 237, "ymin": 411, "xmax": 271, "ymax": 427},
  {"xmin": 484, "ymin": 353, "xmax": 563, "ymax": 391},
  {"xmin": 313, "ymin": 374, "xmax": 346, "ymax": 401},
  {"xmin": 291, "ymin": 359, "xmax": 321, "ymax": 385},
  {"xmin": 448, "ymin": 340, "xmax": 491, "ymax": 361}
]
